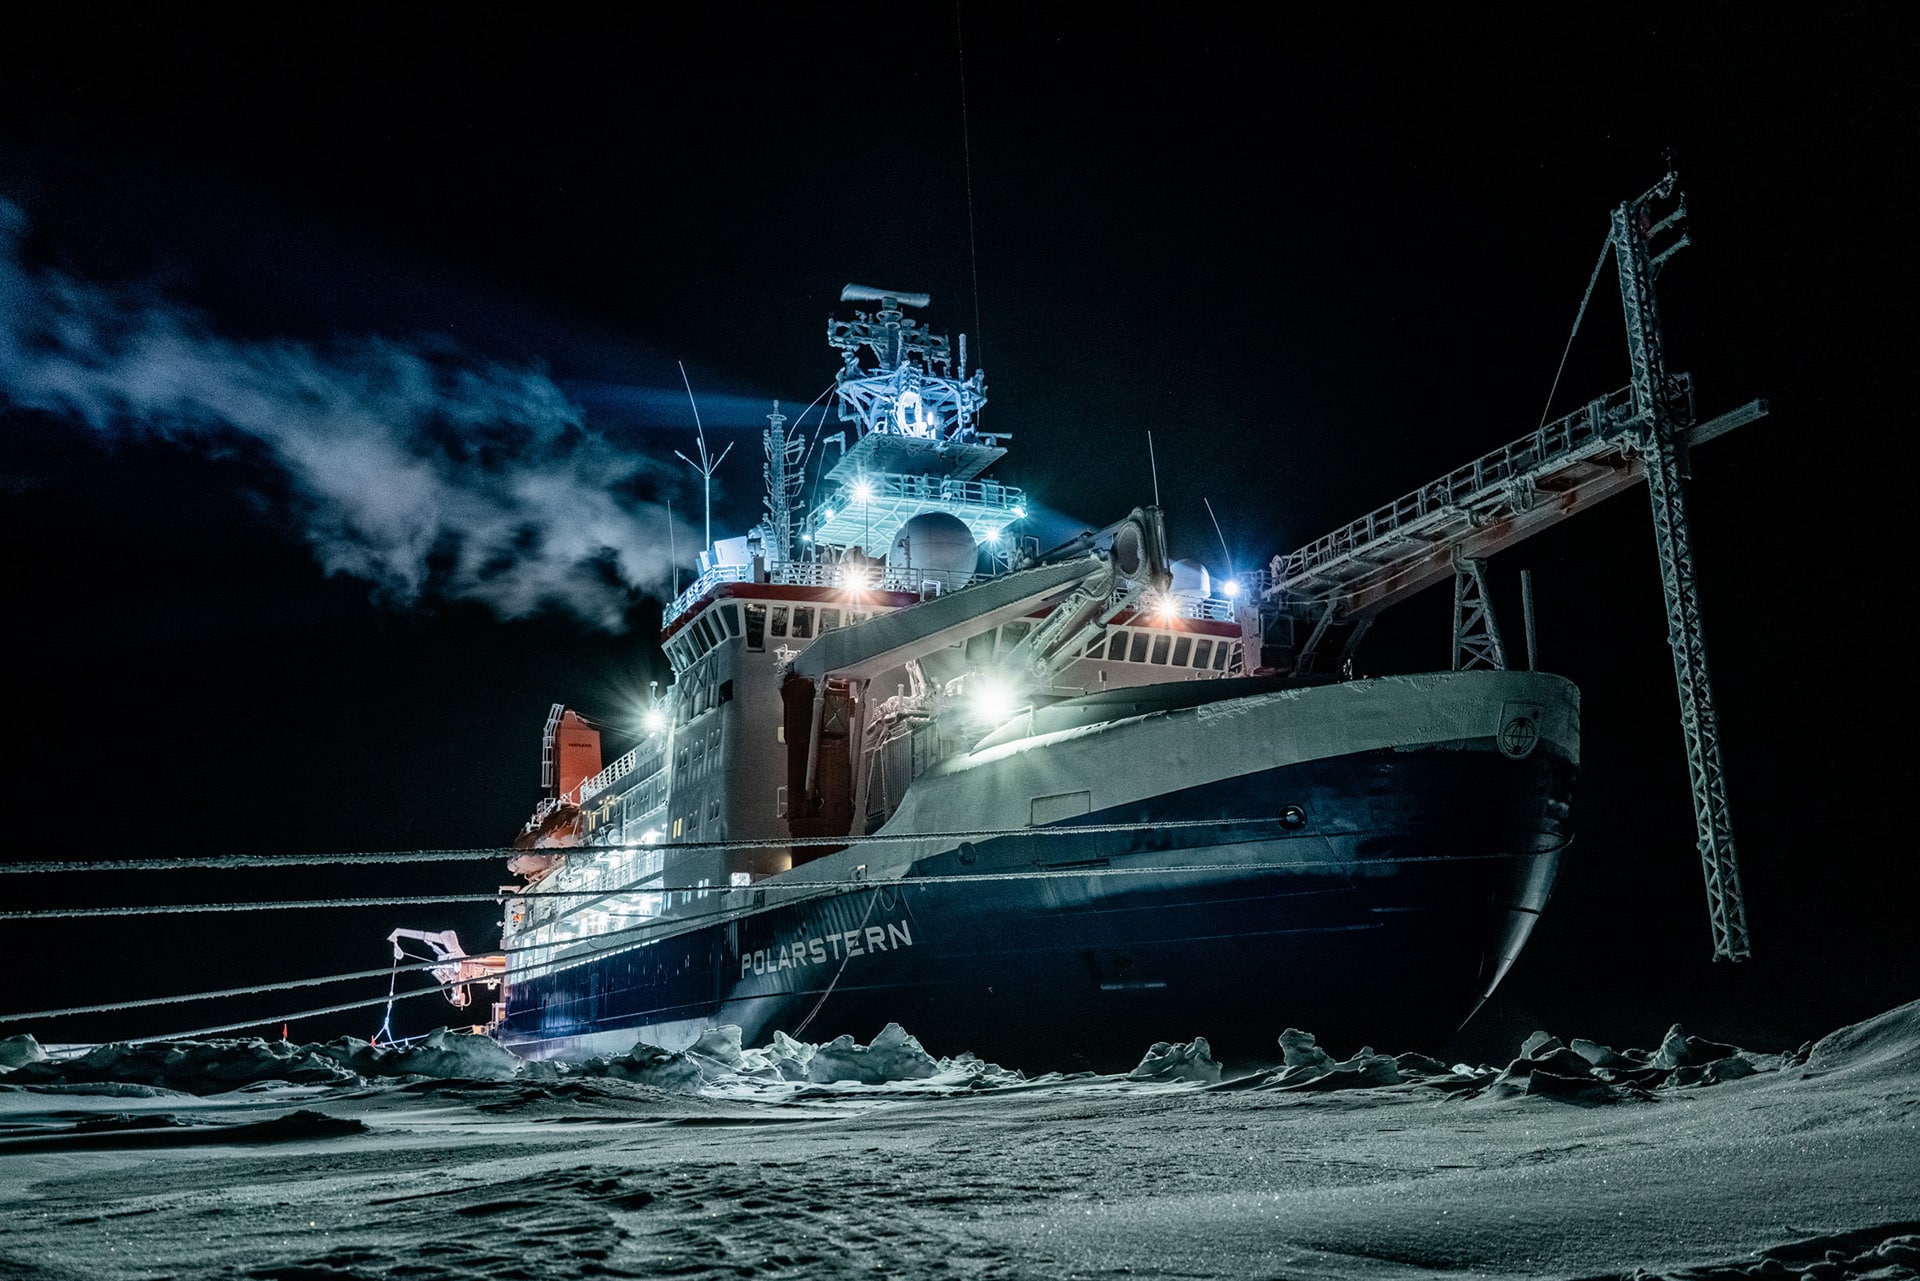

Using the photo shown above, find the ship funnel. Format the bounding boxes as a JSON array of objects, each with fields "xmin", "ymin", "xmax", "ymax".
[{"xmin": 841, "ymin": 284, "xmax": 931, "ymax": 309}]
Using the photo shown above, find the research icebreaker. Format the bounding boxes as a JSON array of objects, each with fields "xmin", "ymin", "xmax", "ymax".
[
  {"xmin": 391, "ymin": 174, "xmax": 1770, "ymax": 1068},
  {"xmin": 447, "ymin": 284, "xmax": 1576, "ymax": 1069}
]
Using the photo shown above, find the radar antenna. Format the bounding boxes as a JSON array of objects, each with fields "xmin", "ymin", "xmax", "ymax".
[{"xmin": 827, "ymin": 285, "xmax": 988, "ymax": 450}]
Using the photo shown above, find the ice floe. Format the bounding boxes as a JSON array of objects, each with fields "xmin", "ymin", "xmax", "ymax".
[
  {"xmin": 0, "ymin": 1010, "xmax": 1869, "ymax": 1105},
  {"xmin": 1127, "ymin": 1037, "xmax": 1222, "ymax": 1084},
  {"xmin": 0, "ymin": 1035, "xmax": 46, "ymax": 1071}
]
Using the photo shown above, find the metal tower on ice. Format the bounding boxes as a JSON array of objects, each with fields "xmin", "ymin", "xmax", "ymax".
[
  {"xmin": 1255, "ymin": 172, "xmax": 1761, "ymax": 961},
  {"xmin": 1611, "ymin": 174, "xmax": 1751, "ymax": 961}
]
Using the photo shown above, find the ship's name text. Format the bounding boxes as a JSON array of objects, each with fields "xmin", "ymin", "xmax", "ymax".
[{"xmin": 742, "ymin": 921, "xmax": 914, "ymax": 978}]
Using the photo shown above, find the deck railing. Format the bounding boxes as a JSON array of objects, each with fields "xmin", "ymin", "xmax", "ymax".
[{"xmin": 1269, "ymin": 384, "xmax": 1642, "ymax": 588}]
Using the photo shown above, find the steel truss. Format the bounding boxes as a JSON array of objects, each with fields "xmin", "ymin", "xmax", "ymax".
[{"xmin": 1612, "ymin": 175, "xmax": 1752, "ymax": 961}]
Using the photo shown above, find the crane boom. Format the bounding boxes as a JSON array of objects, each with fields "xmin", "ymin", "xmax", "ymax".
[{"xmin": 1258, "ymin": 171, "xmax": 1760, "ymax": 961}]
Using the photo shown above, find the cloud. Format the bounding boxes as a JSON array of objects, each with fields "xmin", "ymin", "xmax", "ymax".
[{"xmin": 0, "ymin": 199, "xmax": 690, "ymax": 629}]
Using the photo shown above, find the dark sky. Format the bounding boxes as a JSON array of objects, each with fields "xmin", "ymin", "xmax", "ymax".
[{"xmin": 1, "ymin": 6, "xmax": 1912, "ymax": 1056}]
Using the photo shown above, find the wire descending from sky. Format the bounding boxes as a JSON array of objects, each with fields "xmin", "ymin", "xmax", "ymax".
[{"xmin": 0, "ymin": 198, "xmax": 691, "ymax": 628}]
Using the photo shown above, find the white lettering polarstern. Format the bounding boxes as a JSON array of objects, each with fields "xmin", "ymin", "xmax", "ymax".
[{"xmin": 742, "ymin": 920, "xmax": 914, "ymax": 979}]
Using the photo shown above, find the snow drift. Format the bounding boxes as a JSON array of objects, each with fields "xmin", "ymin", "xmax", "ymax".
[{"xmin": 6, "ymin": 1006, "xmax": 1907, "ymax": 1103}]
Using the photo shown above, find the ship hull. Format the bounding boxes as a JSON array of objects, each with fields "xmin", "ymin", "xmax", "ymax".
[{"xmin": 496, "ymin": 682, "xmax": 1574, "ymax": 1070}]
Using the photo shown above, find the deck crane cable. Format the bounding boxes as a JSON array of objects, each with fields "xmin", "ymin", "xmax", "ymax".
[
  {"xmin": 0, "ymin": 847, "xmax": 1546, "ymax": 922},
  {"xmin": 371, "ymin": 950, "xmax": 405, "ymax": 1047},
  {"xmin": 0, "ymin": 817, "xmax": 1298, "ymax": 876},
  {"xmin": 1537, "ymin": 233, "xmax": 1615, "ymax": 429},
  {"xmin": 956, "ymin": 0, "xmax": 984, "ymax": 360},
  {"xmin": 790, "ymin": 888, "xmax": 883, "ymax": 1038},
  {"xmin": 5, "ymin": 838, "xmax": 1566, "ymax": 1044},
  {"xmin": 793, "ymin": 379, "xmax": 839, "ymax": 518},
  {"xmin": 0, "ymin": 830, "xmax": 1574, "ymax": 1029}
]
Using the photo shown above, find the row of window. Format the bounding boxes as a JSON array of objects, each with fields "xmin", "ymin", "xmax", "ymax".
[
  {"xmin": 955, "ymin": 618, "xmax": 1238, "ymax": 672},
  {"xmin": 674, "ymin": 723, "xmax": 723, "ymax": 782},
  {"xmin": 669, "ymin": 799, "xmax": 723, "ymax": 840},
  {"xmin": 668, "ymin": 600, "xmax": 886, "ymax": 672},
  {"xmin": 962, "ymin": 619, "xmax": 1033, "ymax": 663},
  {"xmin": 1092, "ymin": 627, "xmax": 1237, "ymax": 670},
  {"xmin": 671, "ymin": 598, "xmax": 1236, "ymax": 678}
]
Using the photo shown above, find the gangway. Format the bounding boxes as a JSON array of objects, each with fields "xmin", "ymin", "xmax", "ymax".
[
  {"xmin": 1257, "ymin": 173, "xmax": 1762, "ymax": 962},
  {"xmin": 1259, "ymin": 383, "xmax": 1767, "ymax": 663}
]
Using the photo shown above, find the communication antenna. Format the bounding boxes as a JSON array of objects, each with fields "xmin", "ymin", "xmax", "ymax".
[
  {"xmin": 955, "ymin": 0, "xmax": 983, "ymax": 361},
  {"xmin": 674, "ymin": 360, "xmax": 733, "ymax": 551},
  {"xmin": 1147, "ymin": 431, "xmax": 1162, "ymax": 507},
  {"xmin": 666, "ymin": 499, "xmax": 679, "ymax": 597}
]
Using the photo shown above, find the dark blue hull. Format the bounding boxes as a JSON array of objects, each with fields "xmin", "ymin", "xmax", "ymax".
[{"xmin": 498, "ymin": 738, "xmax": 1573, "ymax": 1069}]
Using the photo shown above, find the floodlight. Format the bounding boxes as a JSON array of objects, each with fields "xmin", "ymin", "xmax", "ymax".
[{"xmin": 970, "ymin": 677, "xmax": 1018, "ymax": 726}]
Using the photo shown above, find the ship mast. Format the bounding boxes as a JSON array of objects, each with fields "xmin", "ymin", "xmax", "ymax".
[
  {"xmin": 762, "ymin": 401, "xmax": 803, "ymax": 566},
  {"xmin": 808, "ymin": 285, "xmax": 1018, "ymax": 557}
]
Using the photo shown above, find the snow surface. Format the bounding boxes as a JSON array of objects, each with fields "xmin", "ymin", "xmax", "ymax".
[{"xmin": 0, "ymin": 1004, "xmax": 1915, "ymax": 1278}]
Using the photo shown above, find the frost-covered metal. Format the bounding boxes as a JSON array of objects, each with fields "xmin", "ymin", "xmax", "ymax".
[
  {"xmin": 1257, "ymin": 171, "xmax": 1760, "ymax": 962},
  {"xmin": 762, "ymin": 403, "xmax": 803, "ymax": 566},
  {"xmin": 1451, "ymin": 557, "xmax": 1507, "ymax": 672},
  {"xmin": 1610, "ymin": 174, "xmax": 1751, "ymax": 962}
]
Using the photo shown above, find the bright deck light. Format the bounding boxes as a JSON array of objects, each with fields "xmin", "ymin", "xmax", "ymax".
[
  {"xmin": 853, "ymin": 479, "xmax": 875, "ymax": 503},
  {"xmin": 970, "ymin": 677, "xmax": 1018, "ymax": 725},
  {"xmin": 1154, "ymin": 595, "xmax": 1181, "ymax": 621},
  {"xmin": 1010, "ymin": 505, "xmax": 1026, "ymax": 519},
  {"xmin": 642, "ymin": 706, "xmax": 668, "ymax": 735},
  {"xmin": 1222, "ymin": 579, "xmax": 1242, "ymax": 599}
]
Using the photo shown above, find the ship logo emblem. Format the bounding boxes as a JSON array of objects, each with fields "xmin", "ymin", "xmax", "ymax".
[{"xmin": 1498, "ymin": 704, "xmax": 1541, "ymax": 759}]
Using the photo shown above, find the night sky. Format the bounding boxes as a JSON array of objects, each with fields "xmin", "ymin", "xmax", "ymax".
[{"xmin": 2, "ymin": 7, "xmax": 1911, "ymax": 1058}]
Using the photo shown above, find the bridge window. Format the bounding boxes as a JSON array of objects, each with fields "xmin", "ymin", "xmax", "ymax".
[
  {"xmin": 965, "ymin": 630, "xmax": 994, "ymax": 663},
  {"xmin": 791, "ymin": 607, "xmax": 814, "ymax": 640},
  {"xmin": 820, "ymin": 608, "xmax": 842, "ymax": 632},
  {"xmin": 744, "ymin": 603, "xmax": 766, "ymax": 650},
  {"xmin": 1150, "ymin": 634, "xmax": 1171, "ymax": 665},
  {"xmin": 1194, "ymin": 639, "xmax": 1213, "ymax": 669},
  {"xmin": 1172, "ymin": 637, "xmax": 1192, "ymax": 666},
  {"xmin": 1129, "ymin": 631, "xmax": 1151, "ymax": 663},
  {"xmin": 999, "ymin": 620, "xmax": 1032, "ymax": 654},
  {"xmin": 720, "ymin": 604, "xmax": 741, "ymax": 638},
  {"xmin": 770, "ymin": 606, "xmax": 789, "ymax": 639},
  {"xmin": 1213, "ymin": 643, "xmax": 1231, "ymax": 670}
]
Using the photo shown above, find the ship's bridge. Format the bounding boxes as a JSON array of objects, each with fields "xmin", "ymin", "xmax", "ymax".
[{"xmin": 808, "ymin": 471, "xmax": 1027, "ymax": 558}]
